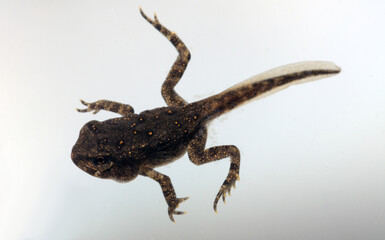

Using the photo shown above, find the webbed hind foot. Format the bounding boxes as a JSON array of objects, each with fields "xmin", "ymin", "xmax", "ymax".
[{"xmin": 214, "ymin": 171, "xmax": 240, "ymax": 212}]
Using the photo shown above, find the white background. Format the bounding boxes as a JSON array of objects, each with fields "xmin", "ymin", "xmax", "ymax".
[{"xmin": 1, "ymin": 0, "xmax": 384, "ymax": 239}]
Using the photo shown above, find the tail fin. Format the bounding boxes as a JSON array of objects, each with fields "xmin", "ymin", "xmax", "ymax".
[{"xmin": 191, "ymin": 61, "xmax": 341, "ymax": 121}]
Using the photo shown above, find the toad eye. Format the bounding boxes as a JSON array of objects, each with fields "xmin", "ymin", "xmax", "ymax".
[
  {"xmin": 91, "ymin": 156, "xmax": 114, "ymax": 171},
  {"xmin": 93, "ymin": 156, "xmax": 109, "ymax": 166}
]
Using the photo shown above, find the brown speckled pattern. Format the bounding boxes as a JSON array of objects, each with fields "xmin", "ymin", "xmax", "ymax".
[{"xmin": 71, "ymin": 9, "xmax": 340, "ymax": 222}]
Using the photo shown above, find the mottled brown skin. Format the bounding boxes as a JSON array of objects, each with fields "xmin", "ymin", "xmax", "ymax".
[{"xmin": 71, "ymin": 9, "xmax": 340, "ymax": 222}]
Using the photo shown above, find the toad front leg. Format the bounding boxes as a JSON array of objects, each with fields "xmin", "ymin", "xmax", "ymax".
[
  {"xmin": 140, "ymin": 167, "xmax": 189, "ymax": 222},
  {"xmin": 187, "ymin": 127, "xmax": 240, "ymax": 212},
  {"xmin": 76, "ymin": 99, "xmax": 134, "ymax": 117}
]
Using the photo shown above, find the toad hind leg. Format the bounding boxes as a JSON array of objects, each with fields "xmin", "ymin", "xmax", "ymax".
[
  {"xmin": 139, "ymin": 167, "xmax": 189, "ymax": 222},
  {"xmin": 76, "ymin": 99, "xmax": 134, "ymax": 117},
  {"xmin": 140, "ymin": 8, "xmax": 191, "ymax": 107},
  {"xmin": 187, "ymin": 127, "xmax": 240, "ymax": 212}
]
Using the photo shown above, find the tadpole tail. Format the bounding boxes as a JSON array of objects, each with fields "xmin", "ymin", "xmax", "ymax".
[{"xmin": 189, "ymin": 61, "xmax": 340, "ymax": 122}]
